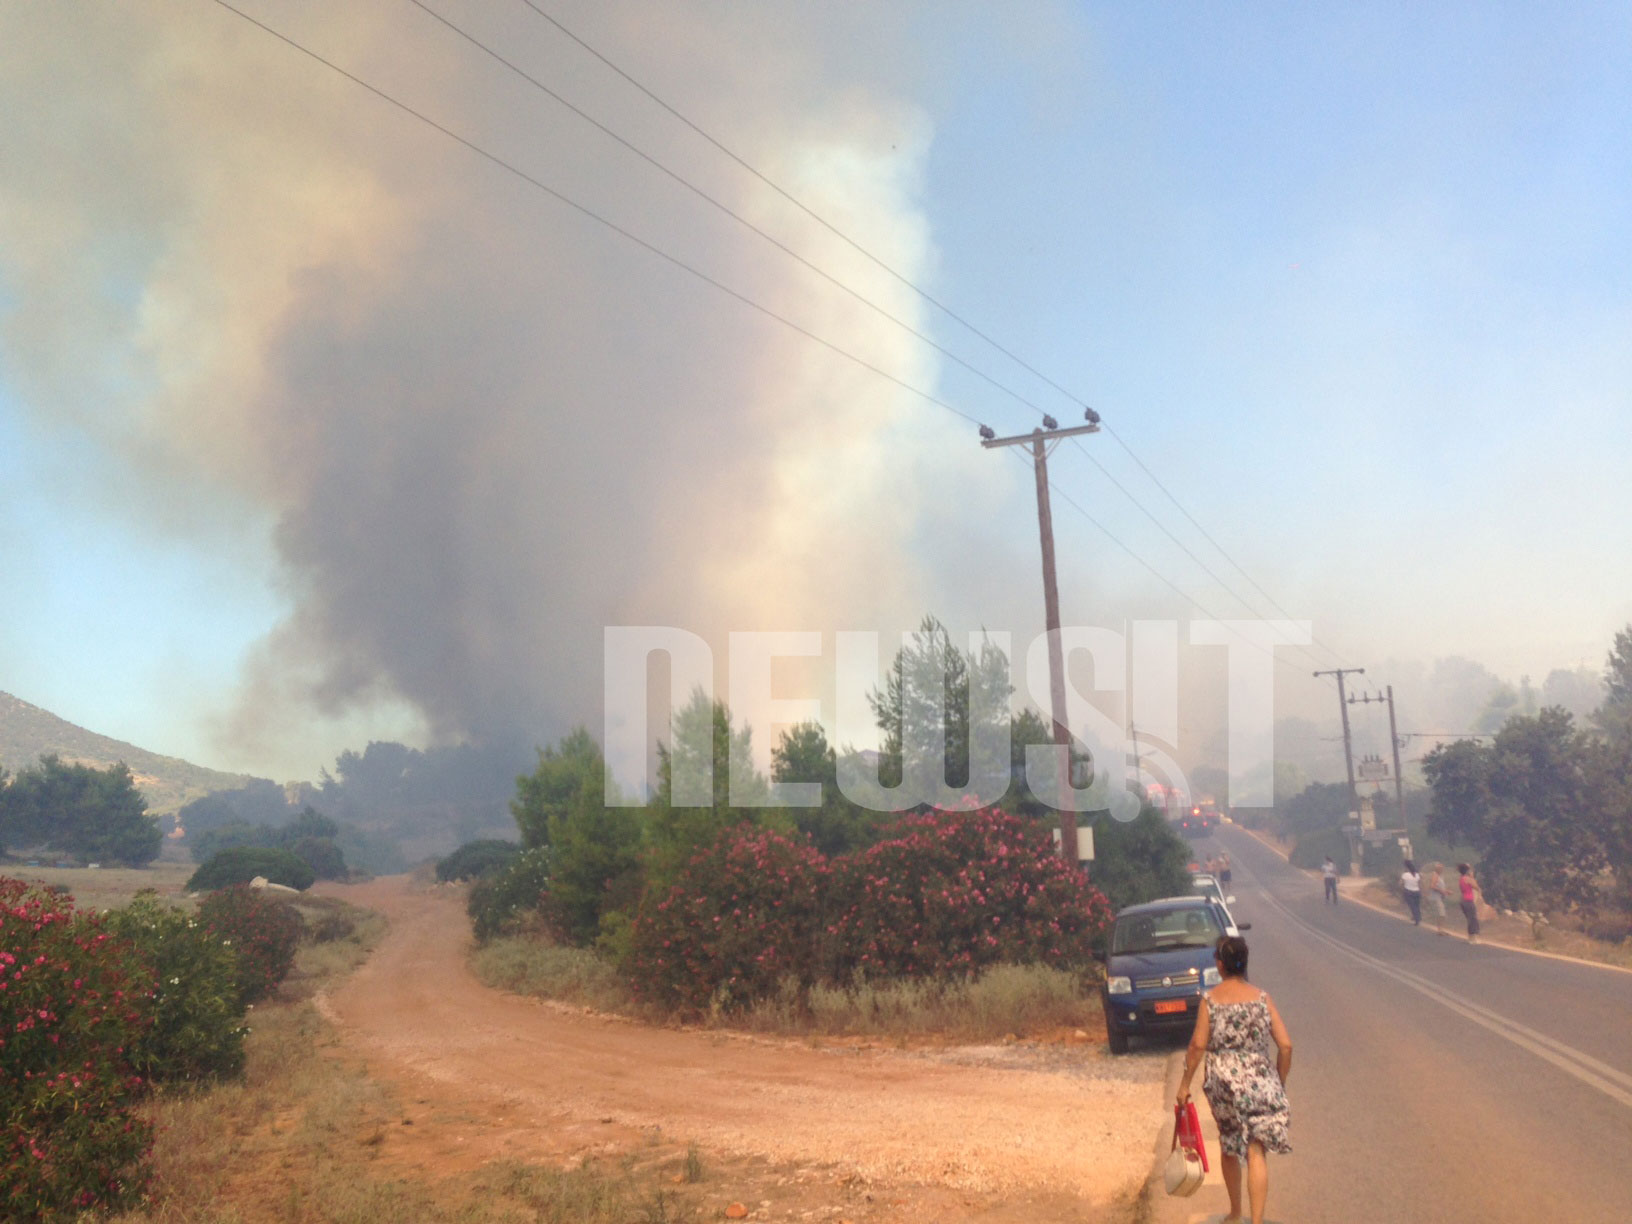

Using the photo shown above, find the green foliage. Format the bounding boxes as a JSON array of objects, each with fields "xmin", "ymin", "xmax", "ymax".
[
  {"xmin": 644, "ymin": 693, "xmax": 779, "ymax": 896},
  {"xmin": 0, "ymin": 877, "xmax": 154, "ymax": 1218},
  {"xmin": 187, "ymin": 846, "xmax": 316, "ymax": 893},
  {"xmin": 510, "ymin": 730, "xmax": 608, "ymax": 851},
  {"xmin": 187, "ymin": 807, "xmax": 347, "ymax": 881},
  {"xmin": 467, "ymin": 847, "xmax": 552, "ymax": 943},
  {"xmin": 436, "ymin": 839, "xmax": 520, "ymax": 883},
  {"xmin": 627, "ymin": 825, "xmax": 828, "ymax": 1016},
  {"xmin": 542, "ymin": 800, "xmax": 643, "ymax": 947},
  {"xmin": 1289, "ymin": 827, "xmax": 1352, "ymax": 872},
  {"xmin": 1083, "ymin": 805, "xmax": 1194, "ymax": 912},
  {"xmin": 290, "ymin": 836, "xmax": 347, "ymax": 881},
  {"xmin": 102, "ymin": 893, "xmax": 247, "ymax": 1085},
  {"xmin": 769, "ymin": 721, "xmax": 882, "ymax": 857},
  {"xmin": 1597, "ymin": 626, "xmax": 1632, "ymax": 740},
  {"xmin": 1275, "ymin": 781, "xmax": 1354, "ymax": 838},
  {"xmin": 867, "ymin": 616, "xmax": 1012, "ymax": 797},
  {"xmin": 197, "ymin": 885, "xmax": 304, "ymax": 1006},
  {"xmin": 1424, "ymin": 709, "xmax": 1605, "ymax": 910},
  {"xmin": 0, "ymin": 756, "xmax": 161, "ymax": 865},
  {"xmin": 823, "ymin": 806, "xmax": 1112, "ymax": 985}
]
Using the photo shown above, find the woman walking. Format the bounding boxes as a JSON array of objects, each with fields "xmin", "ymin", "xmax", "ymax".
[
  {"xmin": 1458, "ymin": 863, "xmax": 1483, "ymax": 942},
  {"xmin": 1400, "ymin": 860, "xmax": 1423, "ymax": 925},
  {"xmin": 1176, "ymin": 936, "xmax": 1293, "ymax": 1224},
  {"xmin": 1428, "ymin": 862, "xmax": 1449, "ymax": 935}
]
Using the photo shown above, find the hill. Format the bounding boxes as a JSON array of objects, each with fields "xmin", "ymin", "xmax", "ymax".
[{"xmin": 0, "ymin": 690, "xmax": 256, "ymax": 816}]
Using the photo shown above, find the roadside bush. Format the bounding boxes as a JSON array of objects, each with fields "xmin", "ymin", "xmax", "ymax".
[
  {"xmin": 187, "ymin": 846, "xmax": 315, "ymax": 893},
  {"xmin": 289, "ymin": 836, "xmax": 347, "ymax": 881},
  {"xmin": 102, "ymin": 893, "xmax": 247, "ymax": 1086},
  {"xmin": 0, "ymin": 877, "xmax": 154, "ymax": 1218},
  {"xmin": 436, "ymin": 838, "xmax": 520, "ymax": 883},
  {"xmin": 626, "ymin": 825, "xmax": 828, "ymax": 1016},
  {"xmin": 823, "ymin": 806, "xmax": 1112, "ymax": 985},
  {"xmin": 1290, "ymin": 826, "xmax": 1352, "ymax": 873},
  {"xmin": 197, "ymin": 885, "xmax": 304, "ymax": 1005},
  {"xmin": 468, "ymin": 847, "xmax": 552, "ymax": 942}
]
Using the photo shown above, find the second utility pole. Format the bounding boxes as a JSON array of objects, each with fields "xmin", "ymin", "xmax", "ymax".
[
  {"xmin": 983, "ymin": 417, "xmax": 1101, "ymax": 863},
  {"xmin": 1314, "ymin": 666, "xmax": 1365, "ymax": 871}
]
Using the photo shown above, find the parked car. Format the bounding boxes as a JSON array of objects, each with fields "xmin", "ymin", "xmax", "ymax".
[
  {"xmin": 1190, "ymin": 872, "xmax": 1243, "ymax": 935},
  {"xmin": 1098, "ymin": 896, "xmax": 1250, "ymax": 1054}
]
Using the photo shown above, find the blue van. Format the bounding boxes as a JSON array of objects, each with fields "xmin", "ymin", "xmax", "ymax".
[{"xmin": 1099, "ymin": 896, "xmax": 1249, "ymax": 1054}]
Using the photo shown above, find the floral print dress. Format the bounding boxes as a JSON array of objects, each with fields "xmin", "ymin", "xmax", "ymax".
[{"xmin": 1202, "ymin": 992, "xmax": 1292, "ymax": 1160}]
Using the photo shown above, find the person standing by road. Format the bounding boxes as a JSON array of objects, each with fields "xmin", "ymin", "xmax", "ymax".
[
  {"xmin": 1219, "ymin": 853, "xmax": 1232, "ymax": 891},
  {"xmin": 1457, "ymin": 863, "xmax": 1483, "ymax": 943},
  {"xmin": 1400, "ymin": 860, "xmax": 1423, "ymax": 925},
  {"xmin": 1427, "ymin": 862, "xmax": 1450, "ymax": 935},
  {"xmin": 1176, "ymin": 936, "xmax": 1293, "ymax": 1224},
  {"xmin": 1322, "ymin": 856, "xmax": 1338, "ymax": 905}
]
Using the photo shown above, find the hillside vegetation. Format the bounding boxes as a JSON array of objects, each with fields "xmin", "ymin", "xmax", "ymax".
[{"xmin": 0, "ymin": 690, "xmax": 253, "ymax": 815}]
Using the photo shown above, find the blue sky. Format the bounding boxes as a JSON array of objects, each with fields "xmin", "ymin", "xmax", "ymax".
[{"xmin": 1, "ymin": 2, "xmax": 1628, "ymax": 783}]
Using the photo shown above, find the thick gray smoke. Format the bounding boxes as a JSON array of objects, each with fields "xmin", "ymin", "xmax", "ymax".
[{"xmin": 1, "ymin": 2, "xmax": 1040, "ymax": 773}]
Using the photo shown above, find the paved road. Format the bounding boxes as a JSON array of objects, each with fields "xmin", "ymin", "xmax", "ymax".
[{"xmin": 1150, "ymin": 823, "xmax": 1632, "ymax": 1224}]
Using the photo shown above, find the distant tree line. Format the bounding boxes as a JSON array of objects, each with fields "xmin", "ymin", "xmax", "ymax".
[
  {"xmin": 460, "ymin": 615, "xmax": 1192, "ymax": 956},
  {"xmin": 1423, "ymin": 626, "xmax": 1632, "ymax": 921},
  {"xmin": 0, "ymin": 755, "xmax": 161, "ymax": 865},
  {"xmin": 177, "ymin": 741, "xmax": 524, "ymax": 873}
]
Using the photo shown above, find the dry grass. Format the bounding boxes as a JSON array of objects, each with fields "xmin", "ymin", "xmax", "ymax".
[
  {"xmin": 474, "ymin": 936, "xmax": 1102, "ymax": 1042},
  {"xmin": 98, "ymin": 897, "xmax": 698, "ymax": 1223},
  {"xmin": 470, "ymin": 936, "xmax": 636, "ymax": 1013},
  {"xmin": 739, "ymin": 963, "xmax": 1102, "ymax": 1041},
  {"xmin": 1359, "ymin": 880, "xmax": 1632, "ymax": 970},
  {"xmin": 0, "ymin": 859, "xmax": 196, "ymax": 910}
]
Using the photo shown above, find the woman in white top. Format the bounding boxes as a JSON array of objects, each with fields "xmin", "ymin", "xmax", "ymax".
[{"xmin": 1400, "ymin": 860, "xmax": 1423, "ymax": 926}]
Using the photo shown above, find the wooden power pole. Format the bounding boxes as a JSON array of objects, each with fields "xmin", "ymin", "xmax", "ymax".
[
  {"xmin": 1314, "ymin": 667, "xmax": 1366, "ymax": 872},
  {"xmin": 982, "ymin": 417, "xmax": 1101, "ymax": 863}
]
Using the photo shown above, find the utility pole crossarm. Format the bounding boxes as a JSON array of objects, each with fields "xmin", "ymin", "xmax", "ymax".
[{"xmin": 981, "ymin": 422, "xmax": 1101, "ymax": 449}]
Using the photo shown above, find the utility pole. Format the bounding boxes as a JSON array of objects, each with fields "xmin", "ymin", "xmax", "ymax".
[
  {"xmin": 982, "ymin": 414, "xmax": 1101, "ymax": 863},
  {"xmin": 1349, "ymin": 686, "xmax": 1408, "ymax": 832},
  {"xmin": 1387, "ymin": 685, "xmax": 1406, "ymax": 830},
  {"xmin": 1314, "ymin": 667, "xmax": 1365, "ymax": 872}
]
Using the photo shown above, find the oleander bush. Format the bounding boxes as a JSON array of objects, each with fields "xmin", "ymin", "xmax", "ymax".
[
  {"xmin": 197, "ymin": 885, "xmax": 304, "ymax": 1006},
  {"xmin": 187, "ymin": 846, "xmax": 315, "ymax": 893},
  {"xmin": 626, "ymin": 825, "xmax": 828, "ymax": 1016},
  {"xmin": 822, "ymin": 806, "xmax": 1112, "ymax": 984},
  {"xmin": 102, "ymin": 893, "xmax": 247, "ymax": 1085},
  {"xmin": 467, "ymin": 847, "xmax": 552, "ymax": 943},
  {"xmin": 0, "ymin": 877, "xmax": 155, "ymax": 1219}
]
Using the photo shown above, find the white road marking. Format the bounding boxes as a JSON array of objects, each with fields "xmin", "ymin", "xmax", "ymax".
[{"xmin": 1252, "ymin": 874, "xmax": 1632, "ymax": 1111}]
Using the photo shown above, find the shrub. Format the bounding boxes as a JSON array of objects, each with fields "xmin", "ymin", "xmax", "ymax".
[
  {"xmin": 626, "ymin": 825, "xmax": 828, "ymax": 1016},
  {"xmin": 101, "ymin": 893, "xmax": 246, "ymax": 1085},
  {"xmin": 468, "ymin": 847, "xmax": 552, "ymax": 942},
  {"xmin": 1290, "ymin": 827, "xmax": 1352, "ymax": 873},
  {"xmin": 0, "ymin": 878, "xmax": 154, "ymax": 1218},
  {"xmin": 197, "ymin": 885, "xmax": 304, "ymax": 1005},
  {"xmin": 436, "ymin": 839, "xmax": 520, "ymax": 883},
  {"xmin": 187, "ymin": 846, "xmax": 315, "ymax": 893},
  {"xmin": 289, "ymin": 836, "xmax": 347, "ymax": 881},
  {"xmin": 822, "ymin": 806, "xmax": 1112, "ymax": 985}
]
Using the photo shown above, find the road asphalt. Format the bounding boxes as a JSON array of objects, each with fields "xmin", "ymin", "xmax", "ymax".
[{"xmin": 1141, "ymin": 822, "xmax": 1632, "ymax": 1224}]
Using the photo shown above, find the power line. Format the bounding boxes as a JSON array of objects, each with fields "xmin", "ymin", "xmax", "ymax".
[
  {"xmin": 210, "ymin": 0, "xmax": 1349, "ymax": 699},
  {"xmin": 1062, "ymin": 436, "xmax": 1336, "ymax": 677},
  {"xmin": 406, "ymin": 0, "xmax": 1064, "ymax": 426},
  {"xmin": 516, "ymin": 0, "xmax": 1359, "ymax": 671},
  {"xmin": 206, "ymin": 0, "xmax": 985, "ymax": 429}
]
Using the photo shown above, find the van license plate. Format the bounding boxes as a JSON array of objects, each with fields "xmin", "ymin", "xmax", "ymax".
[{"xmin": 1153, "ymin": 1000, "xmax": 1187, "ymax": 1015}]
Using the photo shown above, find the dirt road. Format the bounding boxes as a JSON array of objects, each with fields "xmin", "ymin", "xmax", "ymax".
[{"xmin": 313, "ymin": 877, "xmax": 1164, "ymax": 1219}]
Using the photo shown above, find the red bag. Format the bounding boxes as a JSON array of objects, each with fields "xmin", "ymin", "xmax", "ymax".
[{"xmin": 1175, "ymin": 1100, "xmax": 1209, "ymax": 1172}]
